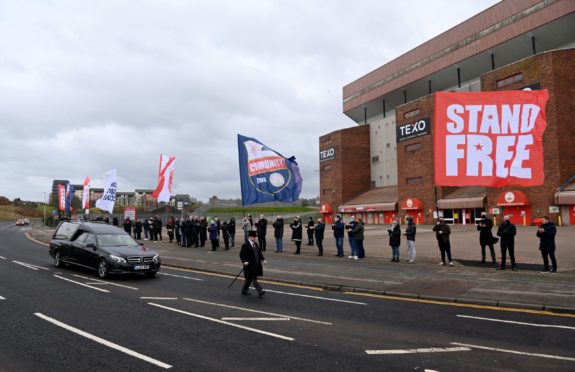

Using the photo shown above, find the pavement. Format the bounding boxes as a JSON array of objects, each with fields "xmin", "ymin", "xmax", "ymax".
[{"xmin": 27, "ymin": 221, "xmax": 575, "ymax": 313}]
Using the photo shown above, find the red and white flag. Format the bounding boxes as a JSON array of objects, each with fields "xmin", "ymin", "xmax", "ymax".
[
  {"xmin": 434, "ymin": 90, "xmax": 548, "ymax": 187},
  {"xmin": 58, "ymin": 184, "xmax": 66, "ymax": 211},
  {"xmin": 151, "ymin": 154, "xmax": 176, "ymax": 203},
  {"xmin": 82, "ymin": 175, "xmax": 90, "ymax": 209}
]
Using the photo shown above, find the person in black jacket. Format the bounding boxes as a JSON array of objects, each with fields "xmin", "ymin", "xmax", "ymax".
[
  {"xmin": 537, "ymin": 216, "xmax": 557, "ymax": 273},
  {"xmin": 175, "ymin": 218, "xmax": 181, "ymax": 245},
  {"xmin": 239, "ymin": 231, "xmax": 266, "ymax": 297},
  {"xmin": 404, "ymin": 216, "xmax": 416, "ymax": 263},
  {"xmin": 255, "ymin": 215, "xmax": 268, "ymax": 251},
  {"xmin": 387, "ymin": 219, "xmax": 401, "ymax": 262},
  {"xmin": 477, "ymin": 212, "xmax": 496, "ymax": 264},
  {"xmin": 314, "ymin": 218, "xmax": 325, "ymax": 256},
  {"xmin": 123, "ymin": 217, "xmax": 132, "ymax": 235},
  {"xmin": 497, "ymin": 215, "xmax": 517, "ymax": 271},
  {"xmin": 272, "ymin": 216, "xmax": 284, "ymax": 253},
  {"xmin": 228, "ymin": 217, "xmax": 236, "ymax": 247},
  {"xmin": 134, "ymin": 219, "xmax": 142, "ymax": 240},
  {"xmin": 199, "ymin": 217, "xmax": 208, "ymax": 247},
  {"xmin": 290, "ymin": 216, "xmax": 303, "ymax": 254},
  {"xmin": 153, "ymin": 215, "xmax": 162, "ymax": 242},
  {"xmin": 433, "ymin": 218, "xmax": 453, "ymax": 266},
  {"xmin": 306, "ymin": 217, "xmax": 315, "ymax": 246},
  {"xmin": 220, "ymin": 220, "xmax": 230, "ymax": 250}
]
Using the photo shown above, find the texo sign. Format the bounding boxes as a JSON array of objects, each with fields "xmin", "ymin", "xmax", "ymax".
[{"xmin": 397, "ymin": 118, "xmax": 431, "ymax": 142}]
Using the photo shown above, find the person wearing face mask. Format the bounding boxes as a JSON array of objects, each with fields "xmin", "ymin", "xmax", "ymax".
[
  {"xmin": 497, "ymin": 215, "xmax": 517, "ymax": 271},
  {"xmin": 433, "ymin": 217, "xmax": 454, "ymax": 266}
]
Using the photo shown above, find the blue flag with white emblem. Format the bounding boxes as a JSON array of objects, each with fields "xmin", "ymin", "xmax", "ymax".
[{"xmin": 238, "ymin": 134, "xmax": 303, "ymax": 206}]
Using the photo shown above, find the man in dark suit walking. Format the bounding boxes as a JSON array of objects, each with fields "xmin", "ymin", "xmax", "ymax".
[{"xmin": 239, "ymin": 231, "xmax": 266, "ymax": 297}]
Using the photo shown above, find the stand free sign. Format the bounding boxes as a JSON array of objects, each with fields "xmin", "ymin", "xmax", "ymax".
[{"xmin": 434, "ymin": 90, "xmax": 548, "ymax": 187}]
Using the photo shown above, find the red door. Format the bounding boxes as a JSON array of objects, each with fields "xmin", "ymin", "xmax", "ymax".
[
  {"xmin": 570, "ymin": 206, "xmax": 575, "ymax": 225},
  {"xmin": 503, "ymin": 206, "xmax": 531, "ymax": 226}
]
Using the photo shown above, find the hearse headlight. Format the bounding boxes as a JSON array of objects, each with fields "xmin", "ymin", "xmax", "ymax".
[
  {"xmin": 153, "ymin": 254, "xmax": 160, "ymax": 263},
  {"xmin": 110, "ymin": 255, "xmax": 127, "ymax": 264}
]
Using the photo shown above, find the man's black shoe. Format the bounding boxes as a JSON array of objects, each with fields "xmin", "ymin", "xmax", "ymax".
[
  {"xmin": 258, "ymin": 291, "xmax": 266, "ymax": 298},
  {"xmin": 241, "ymin": 291, "xmax": 251, "ymax": 296}
]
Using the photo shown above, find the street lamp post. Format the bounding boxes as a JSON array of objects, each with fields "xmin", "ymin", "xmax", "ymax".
[{"xmin": 43, "ymin": 192, "xmax": 47, "ymax": 225}]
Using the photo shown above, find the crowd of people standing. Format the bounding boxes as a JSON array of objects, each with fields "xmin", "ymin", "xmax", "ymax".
[{"xmin": 113, "ymin": 211, "xmax": 559, "ymax": 274}]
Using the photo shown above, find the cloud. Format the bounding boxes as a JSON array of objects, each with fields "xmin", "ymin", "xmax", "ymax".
[{"xmin": 0, "ymin": 0, "xmax": 499, "ymax": 202}]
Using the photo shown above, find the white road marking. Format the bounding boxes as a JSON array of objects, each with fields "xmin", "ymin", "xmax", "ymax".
[
  {"xmin": 221, "ymin": 317, "xmax": 290, "ymax": 321},
  {"xmin": 260, "ymin": 288, "xmax": 367, "ymax": 305},
  {"xmin": 158, "ymin": 272, "xmax": 203, "ymax": 281},
  {"xmin": 54, "ymin": 275, "xmax": 110, "ymax": 293},
  {"xmin": 0, "ymin": 296, "xmax": 5, "ymax": 300},
  {"xmin": 12, "ymin": 260, "xmax": 49, "ymax": 271},
  {"xmin": 140, "ymin": 297, "xmax": 179, "ymax": 300},
  {"xmin": 451, "ymin": 342, "xmax": 575, "ymax": 362},
  {"xmin": 183, "ymin": 297, "xmax": 332, "ymax": 325},
  {"xmin": 0, "ymin": 256, "xmax": 6, "ymax": 260},
  {"xmin": 72, "ymin": 275, "xmax": 139, "ymax": 290},
  {"xmin": 35, "ymin": 313, "xmax": 172, "ymax": 369},
  {"xmin": 148, "ymin": 303, "xmax": 294, "ymax": 342},
  {"xmin": 366, "ymin": 347, "xmax": 472, "ymax": 355},
  {"xmin": 457, "ymin": 315, "xmax": 575, "ymax": 330}
]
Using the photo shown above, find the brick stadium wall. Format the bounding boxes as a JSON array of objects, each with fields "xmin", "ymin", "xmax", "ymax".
[
  {"xmin": 480, "ymin": 49, "xmax": 575, "ymax": 223},
  {"xmin": 319, "ymin": 125, "xmax": 371, "ymax": 217}
]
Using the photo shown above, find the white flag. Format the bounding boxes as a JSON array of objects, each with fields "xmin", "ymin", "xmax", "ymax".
[
  {"xmin": 95, "ymin": 169, "xmax": 117, "ymax": 213},
  {"xmin": 151, "ymin": 154, "xmax": 176, "ymax": 203}
]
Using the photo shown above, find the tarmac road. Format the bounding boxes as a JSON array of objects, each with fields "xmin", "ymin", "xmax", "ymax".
[{"xmin": 2, "ymin": 221, "xmax": 575, "ymax": 371}]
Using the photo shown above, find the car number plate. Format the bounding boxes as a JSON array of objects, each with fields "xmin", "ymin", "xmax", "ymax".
[{"xmin": 134, "ymin": 265, "xmax": 150, "ymax": 270}]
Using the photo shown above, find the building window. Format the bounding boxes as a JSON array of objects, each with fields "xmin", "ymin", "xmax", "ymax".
[
  {"xmin": 405, "ymin": 142, "xmax": 422, "ymax": 152},
  {"xmin": 322, "ymin": 188, "xmax": 332, "ymax": 195},
  {"xmin": 371, "ymin": 156, "xmax": 379, "ymax": 163},
  {"xmin": 404, "ymin": 108, "xmax": 420, "ymax": 119},
  {"xmin": 322, "ymin": 164, "xmax": 332, "ymax": 171},
  {"xmin": 496, "ymin": 73, "xmax": 523, "ymax": 88},
  {"xmin": 371, "ymin": 181, "xmax": 376, "ymax": 188},
  {"xmin": 406, "ymin": 177, "xmax": 424, "ymax": 185}
]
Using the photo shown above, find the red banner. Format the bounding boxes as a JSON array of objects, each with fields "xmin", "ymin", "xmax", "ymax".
[
  {"xmin": 434, "ymin": 90, "xmax": 548, "ymax": 187},
  {"xmin": 58, "ymin": 184, "xmax": 66, "ymax": 211}
]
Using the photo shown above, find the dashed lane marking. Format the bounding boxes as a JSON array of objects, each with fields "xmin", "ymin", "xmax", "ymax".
[
  {"xmin": 12, "ymin": 260, "xmax": 49, "ymax": 271},
  {"xmin": 366, "ymin": 346, "xmax": 472, "ymax": 355},
  {"xmin": 221, "ymin": 317, "xmax": 290, "ymax": 321},
  {"xmin": 158, "ymin": 272, "xmax": 203, "ymax": 281},
  {"xmin": 0, "ymin": 296, "xmax": 5, "ymax": 300},
  {"xmin": 72, "ymin": 275, "xmax": 139, "ymax": 290},
  {"xmin": 261, "ymin": 289, "xmax": 367, "ymax": 305},
  {"xmin": 183, "ymin": 297, "xmax": 332, "ymax": 325},
  {"xmin": 140, "ymin": 297, "xmax": 179, "ymax": 300},
  {"xmin": 457, "ymin": 315, "xmax": 575, "ymax": 330},
  {"xmin": 451, "ymin": 342, "xmax": 575, "ymax": 362},
  {"xmin": 0, "ymin": 256, "xmax": 6, "ymax": 260},
  {"xmin": 54, "ymin": 275, "xmax": 110, "ymax": 293},
  {"xmin": 148, "ymin": 302, "xmax": 294, "ymax": 342},
  {"xmin": 35, "ymin": 313, "xmax": 172, "ymax": 369}
]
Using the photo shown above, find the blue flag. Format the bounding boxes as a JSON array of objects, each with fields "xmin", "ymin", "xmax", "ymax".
[
  {"xmin": 238, "ymin": 134, "xmax": 302, "ymax": 206},
  {"xmin": 65, "ymin": 183, "xmax": 75, "ymax": 213}
]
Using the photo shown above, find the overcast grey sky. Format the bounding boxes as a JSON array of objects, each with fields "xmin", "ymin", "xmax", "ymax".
[{"xmin": 0, "ymin": 0, "xmax": 499, "ymax": 203}]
